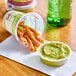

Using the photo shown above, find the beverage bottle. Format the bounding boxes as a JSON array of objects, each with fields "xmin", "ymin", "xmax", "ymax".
[{"xmin": 47, "ymin": 0, "xmax": 72, "ymax": 27}]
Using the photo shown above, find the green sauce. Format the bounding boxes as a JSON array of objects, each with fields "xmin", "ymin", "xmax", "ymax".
[
  {"xmin": 13, "ymin": 0, "xmax": 30, "ymax": 2},
  {"xmin": 40, "ymin": 42, "xmax": 70, "ymax": 60},
  {"xmin": 13, "ymin": 0, "xmax": 23, "ymax": 2}
]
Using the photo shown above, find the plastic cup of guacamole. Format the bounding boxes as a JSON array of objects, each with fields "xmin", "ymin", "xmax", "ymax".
[{"xmin": 39, "ymin": 41, "xmax": 71, "ymax": 67}]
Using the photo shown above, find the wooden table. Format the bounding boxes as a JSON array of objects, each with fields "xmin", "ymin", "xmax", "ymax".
[{"xmin": 0, "ymin": 0, "xmax": 76, "ymax": 76}]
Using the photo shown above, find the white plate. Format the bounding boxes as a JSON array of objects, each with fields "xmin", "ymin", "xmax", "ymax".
[{"xmin": 0, "ymin": 35, "xmax": 76, "ymax": 76}]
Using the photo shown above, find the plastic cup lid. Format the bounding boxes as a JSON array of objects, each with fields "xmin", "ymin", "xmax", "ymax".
[{"xmin": 8, "ymin": 0, "xmax": 33, "ymax": 6}]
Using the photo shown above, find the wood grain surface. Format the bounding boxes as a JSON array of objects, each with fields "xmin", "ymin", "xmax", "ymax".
[{"xmin": 0, "ymin": 0, "xmax": 76, "ymax": 76}]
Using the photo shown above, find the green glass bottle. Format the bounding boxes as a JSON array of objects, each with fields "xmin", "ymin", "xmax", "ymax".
[{"xmin": 47, "ymin": 0, "xmax": 72, "ymax": 27}]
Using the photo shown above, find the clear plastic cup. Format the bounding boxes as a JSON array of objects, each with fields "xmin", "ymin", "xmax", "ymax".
[
  {"xmin": 38, "ymin": 41, "xmax": 71, "ymax": 67},
  {"xmin": 5, "ymin": 0, "xmax": 37, "ymax": 13},
  {"xmin": 3, "ymin": 10, "xmax": 44, "ymax": 46}
]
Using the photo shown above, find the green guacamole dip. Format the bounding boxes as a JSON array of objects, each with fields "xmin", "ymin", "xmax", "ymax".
[
  {"xmin": 13, "ymin": 0, "xmax": 29, "ymax": 2},
  {"xmin": 13, "ymin": 0, "xmax": 23, "ymax": 2},
  {"xmin": 40, "ymin": 42, "xmax": 70, "ymax": 60}
]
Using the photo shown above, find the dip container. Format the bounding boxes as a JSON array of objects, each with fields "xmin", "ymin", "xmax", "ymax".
[
  {"xmin": 3, "ymin": 10, "xmax": 44, "ymax": 46},
  {"xmin": 39, "ymin": 41, "xmax": 71, "ymax": 67},
  {"xmin": 6, "ymin": 0, "xmax": 37, "ymax": 13}
]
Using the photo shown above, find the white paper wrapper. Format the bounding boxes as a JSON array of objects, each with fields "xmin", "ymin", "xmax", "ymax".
[{"xmin": 0, "ymin": 36, "xmax": 76, "ymax": 76}]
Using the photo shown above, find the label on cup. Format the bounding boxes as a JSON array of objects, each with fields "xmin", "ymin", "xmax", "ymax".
[
  {"xmin": 3, "ymin": 10, "xmax": 24, "ymax": 35},
  {"xmin": 3, "ymin": 10, "xmax": 44, "ymax": 36}
]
